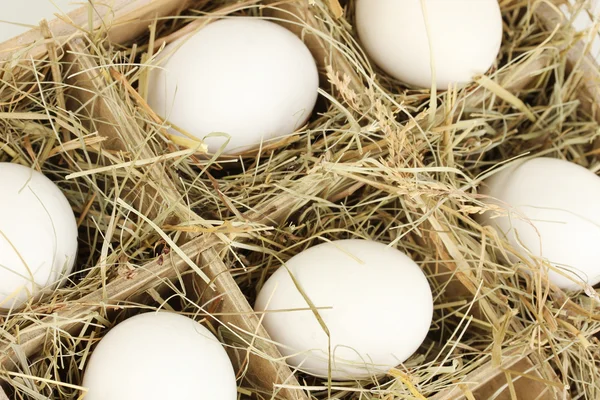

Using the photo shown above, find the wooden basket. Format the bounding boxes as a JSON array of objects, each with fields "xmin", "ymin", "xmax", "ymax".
[{"xmin": 0, "ymin": 0, "xmax": 595, "ymax": 399}]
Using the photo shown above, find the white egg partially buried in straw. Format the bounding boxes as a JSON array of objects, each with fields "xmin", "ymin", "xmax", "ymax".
[
  {"xmin": 0, "ymin": 0, "xmax": 77, "ymax": 44},
  {"xmin": 82, "ymin": 312, "xmax": 238, "ymax": 400},
  {"xmin": 478, "ymin": 157, "xmax": 600, "ymax": 291},
  {"xmin": 147, "ymin": 17, "xmax": 320, "ymax": 155},
  {"xmin": 255, "ymin": 239, "xmax": 433, "ymax": 380},
  {"xmin": 355, "ymin": 0, "xmax": 503, "ymax": 88},
  {"xmin": 0, "ymin": 162, "xmax": 78, "ymax": 309}
]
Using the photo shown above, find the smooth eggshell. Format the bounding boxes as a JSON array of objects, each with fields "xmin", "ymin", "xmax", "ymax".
[
  {"xmin": 478, "ymin": 157, "xmax": 600, "ymax": 290},
  {"xmin": 0, "ymin": 163, "xmax": 78, "ymax": 309},
  {"xmin": 355, "ymin": 0, "xmax": 503, "ymax": 88},
  {"xmin": 254, "ymin": 239, "xmax": 433, "ymax": 380},
  {"xmin": 0, "ymin": 0, "xmax": 77, "ymax": 44},
  {"xmin": 82, "ymin": 312, "xmax": 237, "ymax": 400},
  {"xmin": 147, "ymin": 18, "xmax": 319, "ymax": 155}
]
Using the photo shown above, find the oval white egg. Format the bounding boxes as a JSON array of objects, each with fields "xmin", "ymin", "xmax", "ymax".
[
  {"xmin": 479, "ymin": 157, "xmax": 600, "ymax": 290},
  {"xmin": 254, "ymin": 239, "xmax": 433, "ymax": 380},
  {"xmin": 82, "ymin": 312, "xmax": 237, "ymax": 400},
  {"xmin": 147, "ymin": 18, "xmax": 319, "ymax": 155},
  {"xmin": 0, "ymin": 0, "xmax": 77, "ymax": 44},
  {"xmin": 355, "ymin": 0, "xmax": 503, "ymax": 88},
  {"xmin": 0, "ymin": 163, "xmax": 78, "ymax": 309}
]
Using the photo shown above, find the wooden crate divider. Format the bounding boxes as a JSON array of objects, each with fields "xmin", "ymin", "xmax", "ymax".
[
  {"xmin": 0, "ymin": 0, "xmax": 194, "ymax": 62},
  {"xmin": 432, "ymin": 349, "xmax": 565, "ymax": 400}
]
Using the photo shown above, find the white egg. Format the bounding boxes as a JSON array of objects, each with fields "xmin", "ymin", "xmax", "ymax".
[
  {"xmin": 0, "ymin": 0, "xmax": 77, "ymax": 44},
  {"xmin": 355, "ymin": 0, "xmax": 503, "ymax": 88},
  {"xmin": 82, "ymin": 312, "xmax": 237, "ymax": 400},
  {"xmin": 147, "ymin": 18, "xmax": 319, "ymax": 155},
  {"xmin": 0, "ymin": 163, "xmax": 78, "ymax": 309},
  {"xmin": 254, "ymin": 239, "xmax": 433, "ymax": 380},
  {"xmin": 479, "ymin": 157, "xmax": 600, "ymax": 290}
]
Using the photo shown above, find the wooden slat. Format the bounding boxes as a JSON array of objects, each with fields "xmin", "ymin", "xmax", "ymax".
[
  {"xmin": 431, "ymin": 350, "xmax": 565, "ymax": 400},
  {"xmin": 264, "ymin": 0, "xmax": 364, "ymax": 91},
  {"xmin": 0, "ymin": 0, "xmax": 193, "ymax": 62}
]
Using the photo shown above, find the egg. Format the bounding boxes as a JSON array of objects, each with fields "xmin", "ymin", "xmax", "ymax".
[
  {"xmin": 0, "ymin": 163, "xmax": 78, "ymax": 309},
  {"xmin": 147, "ymin": 18, "xmax": 319, "ymax": 155},
  {"xmin": 0, "ymin": 0, "xmax": 77, "ymax": 44},
  {"xmin": 355, "ymin": 0, "xmax": 503, "ymax": 88},
  {"xmin": 254, "ymin": 239, "xmax": 433, "ymax": 380},
  {"xmin": 478, "ymin": 157, "xmax": 600, "ymax": 290},
  {"xmin": 82, "ymin": 312, "xmax": 237, "ymax": 400}
]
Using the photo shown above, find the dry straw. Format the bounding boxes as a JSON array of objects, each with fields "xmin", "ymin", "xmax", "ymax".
[{"xmin": 0, "ymin": 0, "xmax": 599, "ymax": 399}]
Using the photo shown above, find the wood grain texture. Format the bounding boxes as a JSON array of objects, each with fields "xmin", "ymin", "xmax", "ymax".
[
  {"xmin": 0, "ymin": 0, "xmax": 193, "ymax": 62},
  {"xmin": 263, "ymin": 0, "xmax": 364, "ymax": 91},
  {"xmin": 431, "ymin": 350, "xmax": 566, "ymax": 400}
]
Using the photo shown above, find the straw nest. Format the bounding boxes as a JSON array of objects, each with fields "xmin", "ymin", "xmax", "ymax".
[{"xmin": 1, "ymin": 0, "xmax": 599, "ymax": 399}]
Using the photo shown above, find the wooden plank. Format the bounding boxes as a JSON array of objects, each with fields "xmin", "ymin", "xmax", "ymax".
[
  {"xmin": 264, "ymin": 0, "xmax": 364, "ymax": 90},
  {"xmin": 0, "ymin": 0, "xmax": 193, "ymax": 62},
  {"xmin": 431, "ymin": 351, "xmax": 565, "ymax": 400}
]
